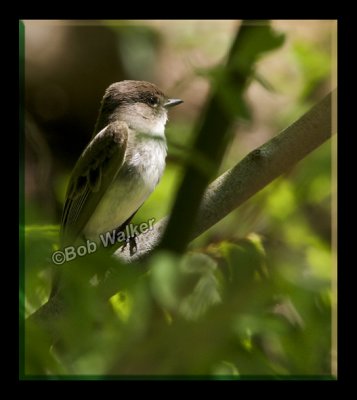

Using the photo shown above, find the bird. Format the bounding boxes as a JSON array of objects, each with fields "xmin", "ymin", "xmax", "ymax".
[{"xmin": 60, "ymin": 80, "xmax": 183, "ymax": 251}]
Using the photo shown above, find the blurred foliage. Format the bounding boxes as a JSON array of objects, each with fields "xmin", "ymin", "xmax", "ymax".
[
  {"xmin": 24, "ymin": 217, "xmax": 332, "ymax": 376},
  {"xmin": 22, "ymin": 20, "xmax": 335, "ymax": 378},
  {"xmin": 24, "ymin": 225, "xmax": 59, "ymax": 316},
  {"xmin": 106, "ymin": 23, "xmax": 161, "ymax": 81},
  {"xmin": 292, "ymin": 40, "xmax": 331, "ymax": 101}
]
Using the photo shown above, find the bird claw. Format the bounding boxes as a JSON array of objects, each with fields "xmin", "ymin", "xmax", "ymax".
[{"xmin": 120, "ymin": 234, "xmax": 138, "ymax": 256}]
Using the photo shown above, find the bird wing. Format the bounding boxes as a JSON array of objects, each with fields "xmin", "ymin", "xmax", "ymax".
[{"xmin": 60, "ymin": 121, "xmax": 128, "ymax": 246}]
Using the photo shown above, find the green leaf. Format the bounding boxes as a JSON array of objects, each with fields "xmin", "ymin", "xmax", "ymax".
[
  {"xmin": 219, "ymin": 234, "xmax": 267, "ymax": 285},
  {"xmin": 178, "ymin": 252, "xmax": 221, "ymax": 320}
]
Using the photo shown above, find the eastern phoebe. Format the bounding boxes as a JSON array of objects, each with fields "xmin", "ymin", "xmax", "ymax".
[{"xmin": 60, "ymin": 80, "xmax": 183, "ymax": 248}]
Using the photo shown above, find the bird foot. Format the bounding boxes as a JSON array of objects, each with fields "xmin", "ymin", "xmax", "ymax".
[{"xmin": 120, "ymin": 234, "xmax": 138, "ymax": 256}]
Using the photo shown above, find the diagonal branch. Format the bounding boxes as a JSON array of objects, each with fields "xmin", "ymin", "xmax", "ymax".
[{"xmin": 115, "ymin": 89, "xmax": 336, "ymax": 262}]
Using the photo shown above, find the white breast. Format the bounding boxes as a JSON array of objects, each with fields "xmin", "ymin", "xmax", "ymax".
[{"xmin": 83, "ymin": 132, "xmax": 167, "ymax": 242}]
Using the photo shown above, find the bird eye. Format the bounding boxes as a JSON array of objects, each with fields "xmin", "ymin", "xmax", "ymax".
[{"xmin": 148, "ymin": 96, "xmax": 159, "ymax": 107}]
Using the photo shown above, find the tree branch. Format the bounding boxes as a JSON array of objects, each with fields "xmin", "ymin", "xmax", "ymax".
[{"xmin": 115, "ymin": 89, "xmax": 336, "ymax": 262}]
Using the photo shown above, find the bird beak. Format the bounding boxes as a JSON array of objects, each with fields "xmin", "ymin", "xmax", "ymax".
[{"xmin": 164, "ymin": 98, "xmax": 183, "ymax": 108}]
